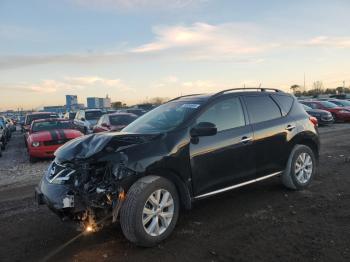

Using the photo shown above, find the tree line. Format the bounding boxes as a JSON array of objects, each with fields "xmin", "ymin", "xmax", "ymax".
[{"xmin": 291, "ymin": 81, "xmax": 350, "ymax": 97}]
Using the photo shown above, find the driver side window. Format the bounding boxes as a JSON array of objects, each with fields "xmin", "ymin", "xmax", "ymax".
[{"xmin": 197, "ymin": 97, "xmax": 245, "ymax": 132}]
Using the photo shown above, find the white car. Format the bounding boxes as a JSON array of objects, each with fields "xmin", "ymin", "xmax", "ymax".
[{"xmin": 74, "ymin": 109, "xmax": 103, "ymax": 134}]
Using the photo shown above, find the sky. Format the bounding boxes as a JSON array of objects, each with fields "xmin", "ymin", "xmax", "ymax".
[{"xmin": 1, "ymin": 0, "xmax": 350, "ymax": 110}]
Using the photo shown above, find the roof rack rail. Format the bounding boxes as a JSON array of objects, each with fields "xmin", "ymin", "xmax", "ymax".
[
  {"xmin": 213, "ymin": 87, "xmax": 282, "ymax": 97},
  {"xmin": 167, "ymin": 93, "xmax": 204, "ymax": 102}
]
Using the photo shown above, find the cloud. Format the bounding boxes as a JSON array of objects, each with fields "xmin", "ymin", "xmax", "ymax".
[
  {"xmin": 0, "ymin": 76, "xmax": 134, "ymax": 94},
  {"xmin": 304, "ymin": 36, "xmax": 350, "ymax": 48},
  {"xmin": 132, "ymin": 22, "xmax": 276, "ymax": 60},
  {"xmin": 65, "ymin": 76, "xmax": 121, "ymax": 87},
  {"xmin": 0, "ymin": 53, "xmax": 132, "ymax": 70},
  {"xmin": 0, "ymin": 25, "xmax": 40, "ymax": 40},
  {"xmin": 0, "ymin": 80, "xmax": 63, "ymax": 93},
  {"xmin": 71, "ymin": 0, "xmax": 207, "ymax": 11}
]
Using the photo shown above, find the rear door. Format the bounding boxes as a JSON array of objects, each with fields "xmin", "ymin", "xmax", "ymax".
[
  {"xmin": 243, "ymin": 94, "xmax": 296, "ymax": 176},
  {"xmin": 190, "ymin": 96, "xmax": 256, "ymax": 196}
]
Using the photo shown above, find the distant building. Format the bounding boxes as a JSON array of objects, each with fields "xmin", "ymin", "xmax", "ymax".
[
  {"xmin": 66, "ymin": 95, "xmax": 78, "ymax": 111},
  {"xmin": 87, "ymin": 97, "xmax": 100, "ymax": 109},
  {"xmin": 87, "ymin": 95, "xmax": 111, "ymax": 109},
  {"xmin": 103, "ymin": 95, "xmax": 111, "ymax": 108}
]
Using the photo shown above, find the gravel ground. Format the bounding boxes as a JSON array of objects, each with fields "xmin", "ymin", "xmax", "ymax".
[{"xmin": 0, "ymin": 124, "xmax": 350, "ymax": 262}]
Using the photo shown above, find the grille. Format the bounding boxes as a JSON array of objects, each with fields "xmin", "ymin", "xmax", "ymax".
[{"xmin": 44, "ymin": 139, "xmax": 70, "ymax": 146}]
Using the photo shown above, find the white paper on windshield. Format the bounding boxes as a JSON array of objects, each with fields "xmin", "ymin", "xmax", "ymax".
[{"xmin": 181, "ymin": 104, "xmax": 200, "ymax": 109}]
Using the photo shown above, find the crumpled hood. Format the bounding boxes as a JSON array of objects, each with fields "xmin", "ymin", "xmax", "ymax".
[{"xmin": 54, "ymin": 131, "xmax": 159, "ymax": 162}]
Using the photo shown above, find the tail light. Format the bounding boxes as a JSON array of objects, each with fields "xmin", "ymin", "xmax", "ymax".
[{"xmin": 309, "ymin": 116, "xmax": 318, "ymax": 127}]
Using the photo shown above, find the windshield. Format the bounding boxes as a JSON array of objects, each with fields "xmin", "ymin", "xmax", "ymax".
[
  {"xmin": 110, "ymin": 115, "xmax": 137, "ymax": 125},
  {"xmin": 330, "ymin": 100, "xmax": 350, "ymax": 107},
  {"xmin": 32, "ymin": 120, "xmax": 75, "ymax": 132},
  {"xmin": 123, "ymin": 101, "xmax": 202, "ymax": 134},
  {"xmin": 85, "ymin": 111, "xmax": 102, "ymax": 120},
  {"xmin": 319, "ymin": 101, "xmax": 338, "ymax": 108},
  {"xmin": 302, "ymin": 104, "xmax": 312, "ymax": 110},
  {"xmin": 25, "ymin": 114, "xmax": 59, "ymax": 125}
]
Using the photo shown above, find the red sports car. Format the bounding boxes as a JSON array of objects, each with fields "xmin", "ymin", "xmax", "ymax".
[
  {"xmin": 27, "ymin": 118, "xmax": 83, "ymax": 162},
  {"xmin": 301, "ymin": 100, "xmax": 350, "ymax": 122},
  {"xmin": 23, "ymin": 112, "xmax": 59, "ymax": 134},
  {"xmin": 93, "ymin": 112, "xmax": 138, "ymax": 133}
]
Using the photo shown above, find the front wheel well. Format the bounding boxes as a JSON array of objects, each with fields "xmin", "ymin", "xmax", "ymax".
[{"xmin": 144, "ymin": 169, "xmax": 193, "ymax": 210}]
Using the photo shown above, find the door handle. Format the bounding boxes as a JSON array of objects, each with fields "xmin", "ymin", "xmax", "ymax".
[
  {"xmin": 241, "ymin": 136, "xmax": 252, "ymax": 144},
  {"xmin": 285, "ymin": 124, "xmax": 296, "ymax": 131}
]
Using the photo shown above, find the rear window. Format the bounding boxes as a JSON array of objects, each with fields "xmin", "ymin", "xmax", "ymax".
[
  {"xmin": 85, "ymin": 111, "xmax": 102, "ymax": 120},
  {"xmin": 272, "ymin": 94, "xmax": 294, "ymax": 116},
  {"xmin": 25, "ymin": 114, "xmax": 59, "ymax": 125},
  {"xmin": 245, "ymin": 95, "xmax": 282, "ymax": 124},
  {"xmin": 330, "ymin": 100, "xmax": 350, "ymax": 107}
]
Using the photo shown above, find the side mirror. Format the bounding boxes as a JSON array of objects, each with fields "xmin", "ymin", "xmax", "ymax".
[{"xmin": 190, "ymin": 122, "xmax": 217, "ymax": 137}]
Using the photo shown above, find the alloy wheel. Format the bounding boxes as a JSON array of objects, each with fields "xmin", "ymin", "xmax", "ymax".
[
  {"xmin": 142, "ymin": 189, "xmax": 174, "ymax": 236},
  {"xmin": 294, "ymin": 152, "xmax": 313, "ymax": 184}
]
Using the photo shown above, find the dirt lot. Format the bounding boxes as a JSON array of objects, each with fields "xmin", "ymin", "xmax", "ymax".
[{"xmin": 0, "ymin": 125, "xmax": 350, "ymax": 262}]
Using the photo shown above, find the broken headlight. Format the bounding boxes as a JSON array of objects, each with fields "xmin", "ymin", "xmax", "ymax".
[
  {"xmin": 46, "ymin": 160, "xmax": 76, "ymax": 185},
  {"xmin": 112, "ymin": 152, "xmax": 135, "ymax": 179},
  {"xmin": 113, "ymin": 165, "xmax": 136, "ymax": 179}
]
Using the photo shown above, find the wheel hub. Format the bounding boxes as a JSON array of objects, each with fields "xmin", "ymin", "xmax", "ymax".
[
  {"xmin": 142, "ymin": 189, "xmax": 174, "ymax": 236},
  {"xmin": 294, "ymin": 152, "xmax": 313, "ymax": 184}
]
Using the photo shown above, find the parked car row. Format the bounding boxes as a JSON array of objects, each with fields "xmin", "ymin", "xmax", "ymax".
[
  {"xmin": 72, "ymin": 108, "xmax": 144, "ymax": 134},
  {"xmin": 0, "ymin": 115, "xmax": 17, "ymax": 156},
  {"xmin": 22, "ymin": 109, "xmax": 143, "ymax": 162},
  {"xmin": 299, "ymin": 98, "xmax": 350, "ymax": 124}
]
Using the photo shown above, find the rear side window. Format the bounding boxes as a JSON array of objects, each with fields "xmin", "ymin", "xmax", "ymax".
[
  {"xmin": 197, "ymin": 97, "xmax": 245, "ymax": 132},
  {"xmin": 245, "ymin": 95, "xmax": 282, "ymax": 124},
  {"xmin": 272, "ymin": 94, "xmax": 294, "ymax": 116}
]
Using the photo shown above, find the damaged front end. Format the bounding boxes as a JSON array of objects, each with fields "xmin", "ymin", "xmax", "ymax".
[{"xmin": 35, "ymin": 132, "xmax": 159, "ymax": 232}]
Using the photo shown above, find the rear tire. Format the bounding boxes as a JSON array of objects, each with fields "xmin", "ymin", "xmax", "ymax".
[
  {"xmin": 282, "ymin": 144, "xmax": 316, "ymax": 190},
  {"xmin": 331, "ymin": 113, "xmax": 338, "ymax": 122},
  {"xmin": 120, "ymin": 176, "xmax": 179, "ymax": 247},
  {"xmin": 1, "ymin": 141, "xmax": 6, "ymax": 150}
]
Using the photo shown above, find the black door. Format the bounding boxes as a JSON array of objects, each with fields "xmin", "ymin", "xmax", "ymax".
[
  {"xmin": 243, "ymin": 94, "xmax": 296, "ymax": 175},
  {"xmin": 190, "ymin": 96, "xmax": 256, "ymax": 196}
]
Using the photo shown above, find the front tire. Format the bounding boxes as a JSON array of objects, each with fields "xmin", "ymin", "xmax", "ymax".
[
  {"xmin": 29, "ymin": 156, "xmax": 37, "ymax": 163},
  {"xmin": 282, "ymin": 144, "xmax": 316, "ymax": 190},
  {"xmin": 1, "ymin": 141, "xmax": 6, "ymax": 150},
  {"xmin": 120, "ymin": 176, "xmax": 179, "ymax": 247}
]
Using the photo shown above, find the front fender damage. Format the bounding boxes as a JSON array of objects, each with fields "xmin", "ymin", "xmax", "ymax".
[{"xmin": 40, "ymin": 132, "xmax": 160, "ymax": 232}]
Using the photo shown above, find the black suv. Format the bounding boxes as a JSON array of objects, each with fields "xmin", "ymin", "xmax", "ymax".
[{"xmin": 36, "ymin": 88, "xmax": 319, "ymax": 246}]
